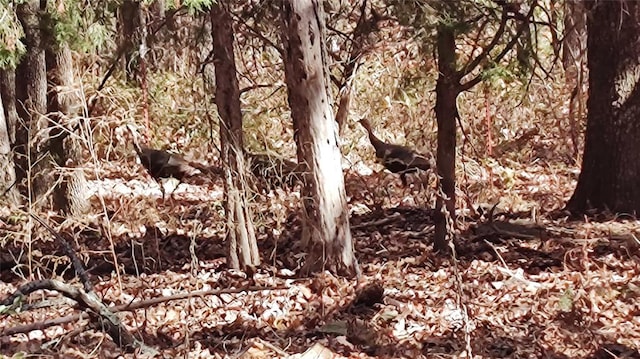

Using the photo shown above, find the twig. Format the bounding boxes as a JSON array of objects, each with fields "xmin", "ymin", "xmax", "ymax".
[
  {"xmin": 483, "ymin": 239, "xmax": 542, "ymax": 289},
  {"xmin": 239, "ymin": 83, "xmax": 274, "ymax": 95},
  {"xmin": 460, "ymin": 1, "xmax": 538, "ymax": 91},
  {"xmin": 1, "ymin": 279, "xmax": 153, "ymax": 354},
  {"xmin": 233, "ymin": 14, "xmax": 284, "ymax": 56},
  {"xmin": 350, "ymin": 213, "xmax": 402, "ymax": 229},
  {"xmin": 29, "ymin": 213, "xmax": 94, "ymax": 293},
  {"xmin": 251, "ymin": 338, "xmax": 289, "ymax": 357},
  {"xmin": 445, "ymin": 201, "xmax": 473, "ymax": 358},
  {"xmin": 115, "ymin": 285, "xmax": 288, "ymax": 312},
  {"xmin": 1, "ymin": 284, "xmax": 289, "ymax": 337}
]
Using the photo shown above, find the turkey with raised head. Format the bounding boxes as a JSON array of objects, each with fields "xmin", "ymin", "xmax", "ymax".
[
  {"xmin": 134, "ymin": 143, "xmax": 203, "ymax": 199},
  {"xmin": 360, "ymin": 118, "xmax": 431, "ymax": 186}
]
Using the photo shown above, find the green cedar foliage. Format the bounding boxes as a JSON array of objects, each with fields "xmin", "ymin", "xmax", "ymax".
[{"xmin": 0, "ymin": 0, "xmax": 26, "ymax": 69}]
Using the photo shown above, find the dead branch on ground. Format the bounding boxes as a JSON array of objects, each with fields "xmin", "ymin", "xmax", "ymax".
[
  {"xmin": 1, "ymin": 284, "xmax": 288, "ymax": 338},
  {"xmin": 1, "ymin": 279, "xmax": 153, "ymax": 354}
]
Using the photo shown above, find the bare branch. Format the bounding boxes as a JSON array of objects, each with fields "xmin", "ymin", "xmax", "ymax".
[
  {"xmin": 30, "ymin": 214, "xmax": 94, "ymax": 293},
  {"xmin": 461, "ymin": 1, "xmax": 538, "ymax": 92},
  {"xmin": 334, "ymin": 0, "xmax": 381, "ymax": 132},
  {"xmin": 1, "ymin": 284, "xmax": 288, "ymax": 337},
  {"xmin": 1, "ymin": 279, "xmax": 149, "ymax": 353},
  {"xmin": 489, "ymin": 2, "xmax": 538, "ymax": 66},
  {"xmin": 460, "ymin": 7, "xmax": 509, "ymax": 77},
  {"xmin": 233, "ymin": 14, "xmax": 284, "ymax": 57},
  {"xmin": 464, "ymin": 17, "xmax": 492, "ymax": 62},
  {"xmin": 239, "ymin": 83, "xmax": 274, "ymax": 95}
]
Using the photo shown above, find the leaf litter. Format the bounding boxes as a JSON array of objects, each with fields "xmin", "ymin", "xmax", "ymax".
[{"xmin": 1, "ymin": 147, "xmax": 639, "ymax": 359}]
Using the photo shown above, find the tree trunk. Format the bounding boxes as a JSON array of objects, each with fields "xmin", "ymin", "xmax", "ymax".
[
  {"xmin": 0, "ymin": 91, "xmax": 19, "ymax": 206},
  {"xmin": 0, "ymin": 70, "xmax": 17, "ymax": 144},
  {"xmin": 211, "ymin": 2, "xmax": 260, "ymax": 271},
  {"xmin": 0, "ymin": 69, "xmax": 20, "ymax": 206},
  {"xmin": 119, "ymin": 0, "xmax": 141, "ymax": 82},
  {"xmin": 433, "ymin": 24, "xmax": 459, "ymax": 252},
  {"xmin": 334, "ymin": 2, "xmax": 380, "ymax": 134},
  {"xmin": 562, "ymin": 0, "xmax": 587, "ymax": 160},
  {"xmin": 562, "ymin": 1, "xmax": 587, "ymax": 84},
  {"xmin": 567, "ymin": 1, "xmax": 640, "ymax": 214},
  {"xmin": 15, "ymin": 0, "xmax": 53, "ymax": 207},
  {"xmin": 47, "ymin": 43, "xmax": 90, "ymax": 216},
  {"xmin": 148, "ymin": 0, "xmax": 165, "ymax": 48},
  {"xmin": 281, "ymin": 0, "xmax": 359, "ymax": 277}
]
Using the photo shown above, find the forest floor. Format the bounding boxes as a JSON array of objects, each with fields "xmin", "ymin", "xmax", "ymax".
[{"xmin": 1, "ymin": 158, "xmax": 640, "ymax": 359}]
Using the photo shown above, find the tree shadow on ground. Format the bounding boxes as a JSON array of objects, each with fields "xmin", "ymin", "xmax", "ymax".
[
  {"xmin": 2, "ymin": 201, "xmax": 639, "ymax": 357},
  {"xmin": 128, "ymin": 280, "xmax": 639, "ymax": 358},
  {"xmin": 343, "ymin": 203, "xmax": 639, "ymax": 277},
  {"xmin": 0, "ymin": 198, "xmax": 228, "ymax": 283},
  {"xmin": 2, "ymin": 196, "xmax": 636, "ymax": 285}
]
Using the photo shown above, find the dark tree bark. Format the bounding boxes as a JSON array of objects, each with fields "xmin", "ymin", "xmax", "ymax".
[
  {"xmin": 567, "ymin": 1, "xmax": 640, "ymax": 214},
  {"xmin": 138, "ymin": 2, "xmax": 151, "ymax": 136},
  {"xmin": 15, "ymin": 0, "xmax": 53, "ymax": 206},
  {"xmin": 562, "ymin": 1, "xmax": 587, "ymax": 84},
  {"xmin": 0, "ymin": 69, "xmax": 19, "ymax": 206},
  {"xmin": 119, "ymin": 0, "xmax": 141, "ymax": 81},
  {"xmin": 46, "ymin": 43, "xmax": 90, "ymax": 216},
  {"xmin": 281, "ymin": 0, "xmax": 359, "ymax": 277},
  {"xmin": 562, "ymin": 0, "xmax": 587, "ymax": 160},
  {"xmin": 430, "ymin": 3, "xmax": 534, "ymax": 252},
  {"xmin": 433, "ymin": 24, "xmax": 459, "ymax": 253},
  {"xmin": 211, "ymin": 2, "xmax": 260, "ymax": 271}
]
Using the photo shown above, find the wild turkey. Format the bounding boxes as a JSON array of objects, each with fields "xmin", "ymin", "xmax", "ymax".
[
  {"xmin": 134, "ymin": 144, "xmax": 203, "ymax": 199},
  {"xmin": 360, "ymin": 118, "xmax": 431, "ymax": 185}
]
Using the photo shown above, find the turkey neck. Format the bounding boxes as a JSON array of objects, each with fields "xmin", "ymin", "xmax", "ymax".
[{"xmin": 361, "ymin": 121, "xmax": 387, "ymax": 154}]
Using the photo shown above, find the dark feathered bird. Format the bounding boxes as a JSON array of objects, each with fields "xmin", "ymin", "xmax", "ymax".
[
  {"xmin": 360, "ymin": 118, "xmax": 431, "ymax": 186},
  {"xmin": 134, "ymin": 144, "xmax": 202, "ymax": 199}
]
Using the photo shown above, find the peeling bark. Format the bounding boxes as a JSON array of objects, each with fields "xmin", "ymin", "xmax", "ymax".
[{"xmin": 281, "ymin": 0, "xmax": 358, "ymax": 277}]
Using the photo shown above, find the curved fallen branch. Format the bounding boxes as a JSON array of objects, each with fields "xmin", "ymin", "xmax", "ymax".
[
  {"xmin": 29, "ymin": 213, "xmax": 95, "ymax": 293},
  {"xmin": 1, "ymin": 283, "xmax": 288, "ymax": 338},
  {"xmin": 1, "ymin": 279, "xmax": 150, "ymax": 353}
]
